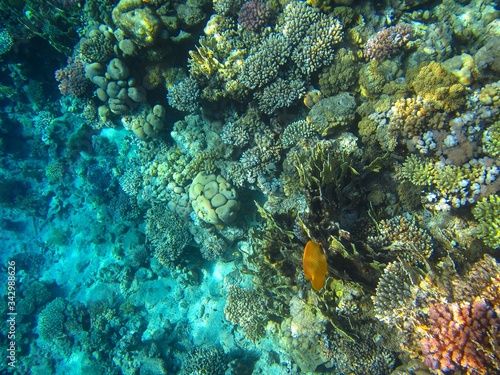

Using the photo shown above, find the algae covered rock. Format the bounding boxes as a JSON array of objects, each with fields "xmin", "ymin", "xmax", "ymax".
[{"xmin": 189, "ymin": 172, "xmax": 240, "ymax": 225}]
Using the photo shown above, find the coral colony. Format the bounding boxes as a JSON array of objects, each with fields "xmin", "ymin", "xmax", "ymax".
[{"xmin": 0, "ymin": 0, "xmax": 500, "ymax": 374}]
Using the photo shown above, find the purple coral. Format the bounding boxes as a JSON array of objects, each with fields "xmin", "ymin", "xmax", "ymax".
[
  {"xmin": 364, "ymin": 23, "xmax": 414, "ymax": 61},
  {"xmin": 238, "ymin": 0, "xmax": 272, "ymax": 31},
  {"xmin": 55, "ymin": 57, "xmax": 92, "ymax": 98}
]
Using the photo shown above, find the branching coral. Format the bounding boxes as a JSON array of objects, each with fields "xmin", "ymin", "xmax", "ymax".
[
  {"xmin": 420, "ymin": 299, "xmax": 500, "ymax": 374},
  {"xmin": 239, "ymin": 33, "xmax": 291, "ymax": 90},
  {"xmin": 373, "ymin": 261, "xmax": 419, "ymax": 324},
  {"xmin": 364, "ymin": 23, "xmax": 414, "ymax": 61},
  {"xmin": 291, "ymin": 13, "xmax": 343, "ymax": 75},
  {"xmin": 472, "ymin": 194, "xmax": 500, "ymax": 248},
  {"xmin": 237, "ymin": 0, "xmax": 272, "ymax": 31},
  {"xmin": 145, "ymin": 204, "xmax": 192, "ymax": 266},
  {"xmin": 367, "ymin": 215, "xmax": 434, "ymax": 264},
  {"xmin": 224, "ymin": 285, "xmax": 268, "ymax": 341},
  {"xmin": 167, "ymin": 77, "xmax": 200, "ymax": 113},
  {"xmin": 181, "ymin": 347, "xmax": 226, "ymax": 375}
]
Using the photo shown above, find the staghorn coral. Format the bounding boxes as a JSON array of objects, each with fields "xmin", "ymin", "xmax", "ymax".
[
  {"xmin": 237, "ymin": 0, "xmax": 272, "ymax": 31},
  {"xmin": 472, "ymin": 194, "xmax": 500, "ymax": 249},
  {"xmin": 420, "ymin": 299, "xmax": 500, "ymax": 374},
  {"xmin": 224, "ymin": 285, "xmax": 267, "ymax": 341},
  {"xmin": 364, "ymin": 23, "xmax": 414, "ymax": 61}
]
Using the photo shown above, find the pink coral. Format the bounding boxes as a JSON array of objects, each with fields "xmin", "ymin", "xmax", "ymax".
[
  {"xmin": 238, "ymin": 0, "xmax": 271, "ymax": 31},
  {"xmin": 364, "ymin": 23, "xmax": 414, "ymax": 61},
  {"xmin": 420, "ymin": 299, "xmax": 500, "ymax": 374}
]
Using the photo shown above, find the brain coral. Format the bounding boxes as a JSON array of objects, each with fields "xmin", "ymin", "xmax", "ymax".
[{"xmin": 189, "ymin": 172, "xmax": 240, "ymax": 225}]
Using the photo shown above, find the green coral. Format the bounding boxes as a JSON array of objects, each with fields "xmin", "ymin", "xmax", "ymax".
[
  {"xmin": 400, "ymin": 155, "xmax": 435, "ymax": 186},
  {"xmin": 483, "ymin": 121, "xmax": 500, "ymax": 157},
  {"xmin": 318, "ymin": 48, "xmax": 359, "ymax": 96},
  {"xmin": 473, "ymin": 195, "xmax": 500, "ymax": 248}
]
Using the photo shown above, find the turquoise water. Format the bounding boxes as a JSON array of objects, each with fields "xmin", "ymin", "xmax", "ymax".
[{"xmin": 1, "ymin": 0, "xmax": 499, "ymax": 374}]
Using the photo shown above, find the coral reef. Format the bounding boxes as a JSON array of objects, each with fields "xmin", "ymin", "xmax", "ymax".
[
  {"xmin": 472, "ymin": 194, "xmax": 500, "ymax": 248},
  {"xmin": 224, "ymin": 285, "xmax": 267, "ymax": 341},
  {"xmin": 189, "ymin": 172, "xmax": 240, "ymax": 226},
  {"xmin": 37, "ymin": 298, "xmax": 67, "ymax": 342},
  {"xmin": 238, "ymin": 0, "xmax": 272, "ymax": 31},
  {"xmin": 146, "ymin": 204, "xmax": 193, "ymax": 266},
  {"xmin": 420, "ymin": 299, "xmax": 500, "ymax": 374},
  {"xmin": 364, "ymin": 24, "xmax": 414, "ymax": 61},
  {"xmin": 55, "ymin": 58, "xmax": 93, "ymax": 98},
  {"xmin": 181, "ymin": 347, "xmax": 227, "ymax": 375},
  {"xmin": 367, "ymin": 215, "xmax": 434, "ymax": 264},
  {"xmin": 167, "ymin": 77, "xmax": 200, "ymax": 113}
]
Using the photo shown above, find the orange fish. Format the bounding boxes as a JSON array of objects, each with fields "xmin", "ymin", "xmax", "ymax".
[{"xmin": 303, "ymin": 240, "xmax": 327, "ymax": 291}]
